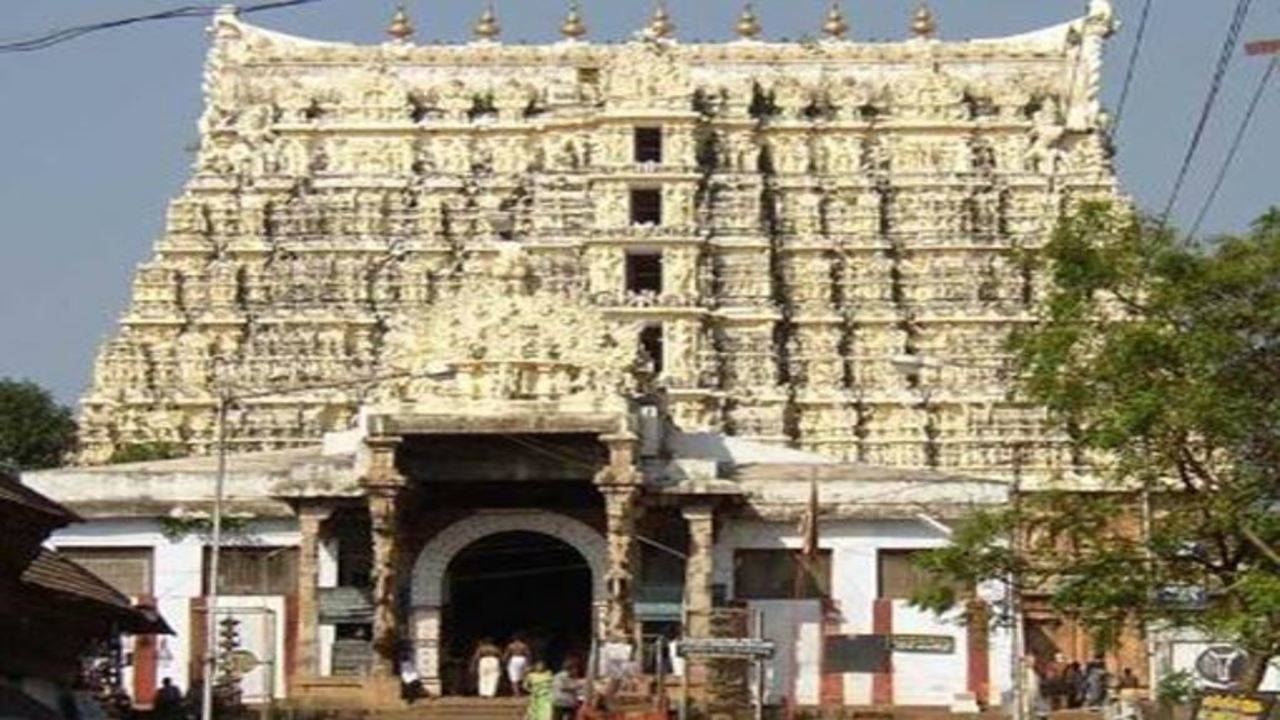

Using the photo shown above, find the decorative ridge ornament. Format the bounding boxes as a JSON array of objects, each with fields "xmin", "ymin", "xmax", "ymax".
[
  {"xmin": 911, "ymin": 2, "xmax": 936, "ymax": 39},
  {"xmin": 822, "ymin": 2, "xmax": 849, "ymax": 40},
  {"xmin": 735, "ymin": 3, "xmax": 762, "ymax": 40},
  {"xmin": 647, "ymin": 2, "xmax": 675, "ymax": 40},
  {"xmin": 386, "ymin": 5, "xmax": 414, "ymax": 43},
  {"xmin": 473, "ymin": 3, "xmax": 500, "ymax": 42},
  {"xmin": 560, "ymin": 1, "xmax": 587, "ymax": 41}
]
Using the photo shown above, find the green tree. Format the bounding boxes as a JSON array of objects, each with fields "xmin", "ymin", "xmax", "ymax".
[
  {"xmin": 0, "ymin": 378, "xmax": 77, "ymax": 469},
  {"xmin": 107, "ymin": 441, "xmax": 188, "ymax": 464},
  {"xmin": 912, "ymin": 202, "xmax": 1280, "ymax": 690}
]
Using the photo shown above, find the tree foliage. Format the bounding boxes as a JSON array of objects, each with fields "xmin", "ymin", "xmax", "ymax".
[
  {"xmin": 108, "ymin": 441, "xmax": 188, "ymax": 464},
  {"xmin": 0, "ymin": 378, "xmax": 77, "ymax": 470},
  {"xmin": 912, "ymin": 202, "xmax": 1280, "ymax": 689}
]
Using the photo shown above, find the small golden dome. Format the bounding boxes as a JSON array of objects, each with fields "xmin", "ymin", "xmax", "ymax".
[
  {"xmin": 735, "ymin": 3, "xmax": 762, "ymax": 40},
  {"xmin": 387, "ymin": 5, "xmax": 414, "ymax": 42},
  {"xmin": 822, "ymin": 2, "xmax": 849, "ymax": 40},
  {"xmin": 474, "ymin": 3, "xmax": 500, "ymax": 41},
  {"xmin": 560, "ymin": 2, "xmax": 587, "ymax": 40},
  {"xmin": 911, "ymin": 2, "xmax": 937, "ymax": 39},
  {"xmin": 648, "ymin": 3, "xmax": 675, "ymax": 39}
]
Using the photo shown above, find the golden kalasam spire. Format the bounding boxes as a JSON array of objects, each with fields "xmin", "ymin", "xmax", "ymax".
[
  {"xmin": 734, "ymin": 3, "xmax": 762, "ymax": 40},
  {"xmin": 822, "ymin": 2, "xmax": 849, "ymax": 40},
  {"xmin": 647, "ymin": 2, "xmax": 675, "ymax": 39},
  {"xmin": 911, "ymin": 2, "xmax": 937, "ymax": 39},
  {"xmin": 473, "ymin": 2, "xmax": 500, "ymax": 41},
  {"xmin": 560, "ymin": 1, "xmax": 587, "ymax": 40},
  {"xmin": 386, "ymin": 5, "xmax": 414, "ymax": 42}
]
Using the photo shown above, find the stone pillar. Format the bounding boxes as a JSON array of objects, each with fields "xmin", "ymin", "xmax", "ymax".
[
  {"xmin": 361, "ymin": 435, "xmax": 405, "ymax": 678},
  {"xmin": 296, "ymin": 503, "xmax": 334, "ymax": 677},
  {"xmin": 681, "ymin": 503, "xmax": 716, "ymax": 638},
  {"xmin": 597, "ymin": 432, "xmax": 642, "ymax": 643},
  {"xmin": 409, "ymin": 605, "xmax": 443, "ymax": 694}
]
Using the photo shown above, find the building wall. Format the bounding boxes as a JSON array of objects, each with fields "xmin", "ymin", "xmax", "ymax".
[
  {"xmin": 715, "ymin": 517, "xmax": 1012, "ymax": 707},
  {"xmin": 48, "ymin": 518, "xmax": 299, "ymax": 699}
]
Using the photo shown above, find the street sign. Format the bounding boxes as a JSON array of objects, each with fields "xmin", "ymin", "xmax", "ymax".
[
  {"xmin": 1195, "ymin": 646, "xmax": 1248, "ymax": 687},
  {"xmin": 890, "ymin": 634, "xmax": 955, "ymax": 654},
  {"xmin": 677, "ymin": 637, "xmax": 775, "ymax": 659},
  {"xmin": 1245, "ymin": 39, "xmax": 1280, "ymax": 57}
]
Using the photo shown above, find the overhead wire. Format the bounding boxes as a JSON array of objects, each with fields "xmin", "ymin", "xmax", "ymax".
[
  {"xmin": 1160, "ymin": 0, "xmax": 1255, "ymax": 225},
  {"xmin": 1188, "ymin": 57, "xmax": 1277, "ymax": 238},
  {"xmin": 0, "ymin": 0, "xmax": 323, "ymax": 54},
  {"xmin": 1111, "ymin": 0, "xmax": 1154, "ymax": 133}
]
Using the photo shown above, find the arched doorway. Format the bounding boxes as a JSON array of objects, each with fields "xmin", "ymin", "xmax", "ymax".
[{"xmin": 439, "ymin": 531, "xmax": 593, "ymax": 694}]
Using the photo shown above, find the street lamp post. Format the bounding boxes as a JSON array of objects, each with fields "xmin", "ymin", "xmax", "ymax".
[{"xmin": 197, "ymin": 365, "xmax": 455, "ymax": 720}]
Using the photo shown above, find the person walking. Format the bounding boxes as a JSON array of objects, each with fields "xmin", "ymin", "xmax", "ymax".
[
  {"xmin": 523, "ymin": 661, "xmax": 555, "ymax": 720},
  {"xmin": 505, "ymin": 635, "xmax": 532, "ymax": 697},
  {"xmin": 1062, "ymin": 661, "xmax": 1084, "ymax": 709},
  {"xmin": 551, "ymin": 659, "xmax": 583, "ymax": 720},
  {"xmin": 153, "ymin": 677, "xmax": 185, "ymax": 720},
  {"xmin": 472, "ymin": 638, "xmax": 503, "ymax": 698},
  {"xmin": 1082, "ymin": 657, "xmax": 1109, "ymax": 708}
]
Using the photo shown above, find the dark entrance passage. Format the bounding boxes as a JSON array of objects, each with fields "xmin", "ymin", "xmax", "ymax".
[{"xmin": 441, "ymin": 531, "xmax": 592, "ymax": 695}]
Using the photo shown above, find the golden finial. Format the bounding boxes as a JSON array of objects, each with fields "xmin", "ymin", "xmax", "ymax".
[
  {"xmin": 911, "ymin": 2, "xmax": 936, "ymax": 39},
  {"xmin": 648, "ymin": 2, "xmax": 675, "ymax": 39},
  {"xmin": 386, "ymin": 5, "xmax": 414, "ymax": 42},
  {"xmin": 473, "ymin": 2, "xmax": 500, "ymax": 41},
  {"xmin": 822, "ymin": 2, "xmax": 849, "ymax": 40},
  {"xmin": 560, "ymin": 1, "xmax": 587, "ymax": 40},
  {"xmin": 734, "ymin": 3, "xmax": 762, "ymax": 40}
]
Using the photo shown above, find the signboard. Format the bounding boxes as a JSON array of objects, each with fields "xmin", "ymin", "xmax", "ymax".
[
  {"xmin": 1193, "ymin": 691, "xmax": 1276, "ymax": 720},
  {"xmin": 678, "ymin": 638, "xmax": 775, "ymax": 659},
  {"xmin": 823, "ymin": 635, "xmax": 889, "ymax": 673},
  {"xmin": 890, "ymin": 634, "xmax": 955, "ymax": 654},
  {"xmin": 1196, "ymin": 646, "xmax": 1250, "ymax": 687}
]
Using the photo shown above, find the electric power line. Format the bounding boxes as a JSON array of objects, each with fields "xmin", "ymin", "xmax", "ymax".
[
  {"xmin": 1111, "ymin": 0, "xmax": 1154, "ymax": 133},
  {"xmin": 1160, "ymin": 0, "xmax": 1255, "ymax": 225},
  {"xmin": 1188, "ymin": 56, "xmax": 1277, "ymax": 238},
  {"xmin": 0, "ymin": 0, "xmax": 323, "ymax": 54}
]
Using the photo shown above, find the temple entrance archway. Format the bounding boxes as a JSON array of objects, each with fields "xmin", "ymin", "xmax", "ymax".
[
  {"xmin": 409, "ymin": 510, "xmax": 608, "ymax": 694},
  {"xmin": 440, "ymin": 532, "xmax": 592, "ymax": 694}
]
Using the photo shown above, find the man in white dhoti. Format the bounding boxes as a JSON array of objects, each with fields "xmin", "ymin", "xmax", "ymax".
[
  {"xmin": 472, "ymin": 638, "xmax": 503, "ymax": 697},
  {"xmin": 505, "ymin": 636, "xmax": 532, "ymax": 696}
]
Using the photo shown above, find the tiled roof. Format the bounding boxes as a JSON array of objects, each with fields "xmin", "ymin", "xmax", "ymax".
[
  {"xmin": 0, "ymin": 471, "xmax": 79, "ymax": 524},
  {"xmin": 20, "ymin": 548, "xmax": 132, "ymax": 610},
  {"xmin": 18, "ymin": 548, "xmax": 173, "ymax": 634}
]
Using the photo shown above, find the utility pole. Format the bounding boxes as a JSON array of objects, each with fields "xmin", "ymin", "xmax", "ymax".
[{"xmin": 1009, "ymin": 442, "xmax": 1026, "ymax": 720}]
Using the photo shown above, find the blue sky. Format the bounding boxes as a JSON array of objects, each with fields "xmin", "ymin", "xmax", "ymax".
[{"xmin": 1, "ymin": 1, "xmax": 1276, "ymax": 404}]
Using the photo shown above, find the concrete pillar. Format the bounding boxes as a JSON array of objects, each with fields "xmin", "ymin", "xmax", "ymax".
[
  {"xmin": 681, "ymin": 503, "xmax": 715, "ymax": 638},
  {"xmin": 296, "ymin": 503, "xmax": 334, "ymax": 677},
  {"xmin": 361, "ymin": 435, "xmax": 405, "ymax": 678}
]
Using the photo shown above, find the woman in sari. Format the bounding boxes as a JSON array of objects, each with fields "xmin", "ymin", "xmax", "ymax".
[{"xmin": 523, "ymin": 661, "xmax": 555, "ymax": 720}]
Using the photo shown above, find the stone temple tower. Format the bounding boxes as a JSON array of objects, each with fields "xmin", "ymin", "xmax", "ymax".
[{"xmin": 78, "ymin": 2, "xmax": 1119, "ymax": 483}]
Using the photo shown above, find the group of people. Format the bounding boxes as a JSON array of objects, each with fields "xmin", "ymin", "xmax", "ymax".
[
  {"xmin": 469, "ymin": 637, "xmax": 587, "ymax": 720},
  {"xmin": 1027, "ymin": 653, "xmax": 1142, "ymax": 716}
]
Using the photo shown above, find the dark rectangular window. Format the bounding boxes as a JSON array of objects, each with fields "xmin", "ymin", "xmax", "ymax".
[
  {"xmin": 734, "ymin": 549, "xmax": 831, "ymax": 600},
  {"xmin": 877, "ymin": 548, "xmax": 965, "ymax": 600},
  {"xmin": 639, "ymin": 325, "xmax": 664, "ymax": 375},
  {"xmin": 204, "ymin": 546, "xmax": 298, "ymax": 596},
  {"xmin": 630, "ymin": 188, "xmax": 662, "ymax": 225},
  {"xmin": 634, "ymin": 127, "xmax": 663, "ymax": 163},
  {"xmin": 626, "ymin": 252, "xmax": 663, "ymax": 294},
  {"xmin": 58, "ymin": 547, "xmax": 153, "ymax": 597}
]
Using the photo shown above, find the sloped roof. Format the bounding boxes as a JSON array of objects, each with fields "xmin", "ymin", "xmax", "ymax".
[
  {"xmin": 19, "ymin": 549, "xmax": 172, "ymax": 634},
  {"xmin": 0, "ymin": 470, "xmax": 79, "ymax": 525}
]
